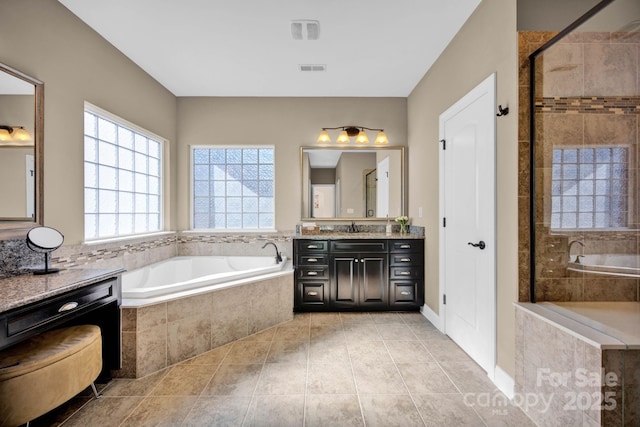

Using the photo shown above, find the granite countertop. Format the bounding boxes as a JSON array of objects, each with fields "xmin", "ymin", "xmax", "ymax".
[
  {"xmin": 0, "ymin": 267, "xmax": 124, "ymax": 313},
  {"xmin": 293, "ymin": 232, "xmax": 424, "ymax": 240}
]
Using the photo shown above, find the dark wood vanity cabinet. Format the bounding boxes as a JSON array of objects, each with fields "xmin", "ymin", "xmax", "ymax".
[
  {"xmin": 294, "ymin": 238, "xmax": 424, "ymax": 311},
  {"xmin": 388, "ymin": 239, "xmax": 424, "ymax": 309},
  {"xmin": 295, "ymin": 240, "xmax": 331, "ymax": 309}
]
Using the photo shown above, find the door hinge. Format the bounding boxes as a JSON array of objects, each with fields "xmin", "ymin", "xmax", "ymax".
[
  {"xmin": 443, "ymin": 294, "xmax": 446, "ymax": 305},
  {"xmin": 443, "ymin": 217, "xmax": 446, "ymax": 227},
  {"xmin": 440, "ymin": 139, "xmax": 446, "ymax": 150}
]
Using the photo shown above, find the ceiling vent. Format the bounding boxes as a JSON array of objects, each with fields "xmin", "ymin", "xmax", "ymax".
[
  {"xmin": 299, "ymin": 64, "xmax": 326, "ymax": 72},
  {"xmin": 291, "ymin": 20, "xmax": 320, "ymax": 40}
]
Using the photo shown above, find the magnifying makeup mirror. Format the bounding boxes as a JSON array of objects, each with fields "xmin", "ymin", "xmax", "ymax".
[{"xmin": 26, "ymin": 226, "xmax": 64, "ymax": 275}]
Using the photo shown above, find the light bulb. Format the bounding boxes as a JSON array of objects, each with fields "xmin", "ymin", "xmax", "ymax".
[
  {"xmin": 317, "ymin": 130, "xmax": 331, "ymax": 143},
  {"xmin": 336, "ymin": 131, "xmax": 350, "ymax": 144},
  {"xmin": 355, "ymin": 129, "xmax": 369, "ymax": 144},
  {"xmin": 374, "ymin": 131, "xmax": 389, "ymax": 145}
]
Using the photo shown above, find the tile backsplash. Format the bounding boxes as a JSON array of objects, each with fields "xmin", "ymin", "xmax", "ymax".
[{"xmin": 0, "ymin": 231, "xmax": 295, "ymax": 279}]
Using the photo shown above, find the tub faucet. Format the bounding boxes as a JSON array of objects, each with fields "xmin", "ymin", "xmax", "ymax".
[
  {"xmin": 568, "ymin": 240, "xmax": 584, "ymax": 263},
  {"xmin": 262, "ymin": 242, "xmax": 283, "ymax": 264}
]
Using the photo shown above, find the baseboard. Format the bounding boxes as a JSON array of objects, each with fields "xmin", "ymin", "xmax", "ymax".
[
  {"xmin": 492, "ymin": 365, "xmax": 515, "ymax": 399},
  {"xmin": 420, "ymin": 304, "xmax": 443, "ymax": 332}
]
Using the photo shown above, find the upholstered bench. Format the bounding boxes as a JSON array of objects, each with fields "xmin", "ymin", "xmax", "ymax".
[{"xmin": 0, "ymin": 325, "xmax": 102, "ymax": 427}]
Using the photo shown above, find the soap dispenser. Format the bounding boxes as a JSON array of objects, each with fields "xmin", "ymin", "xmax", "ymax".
[{"xmin": 386, "ymin": 217, "xmax": 393, "ymax": 235}]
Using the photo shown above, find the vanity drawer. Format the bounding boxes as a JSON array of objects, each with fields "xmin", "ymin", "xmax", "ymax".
[
  {"xmin": 4, "ymin": 279, "xmax": 117, "ymax": 339},
  {"xmin": 298, "ymin": 255, "xmax": 328, "ymax": 266},
  {"xmin": 390, "ymin": 240, "xmax": 424, "ymax": 253},
  {"xmin": 392, "ymin": 282, "xmax": 417, "ymax": 302},
  {"xmin": 390, "ymin": 266, "xmax": 423, "ymax": 280},
  {"xmin": 390, "ymin": 253, "xmax": 423, "ymax": 266},
  {"xmin": 297, "ymin": 240, "xmax": 329, "ymax": 252},
  {"xmin": 300, "ymin": 282, "xmax": 328, "ymax": 304},
  {"xmin": 389, "ymin": 281, "xmax": 422, "ymax": 307},
  {"xmin": 297, "ymin": 266, "xmax": 329, "ymax": 279},
  {"xmin": 330, "ymin": 240, "xmax": 387, "ymax": 253}
]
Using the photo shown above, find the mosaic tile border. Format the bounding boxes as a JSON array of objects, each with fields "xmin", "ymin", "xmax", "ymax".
[{"xmin": 536, "ymin": 97, "xmax": 640, "ymax": 114}]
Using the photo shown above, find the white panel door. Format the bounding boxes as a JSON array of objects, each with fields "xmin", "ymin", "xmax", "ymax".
[
  {"xmin": 312, "ymin": 184, "xmax": 336, "ymax": 218},
  {"xmin": 439, "ymin": 73, "xmax": 496, "ymax": 375}
]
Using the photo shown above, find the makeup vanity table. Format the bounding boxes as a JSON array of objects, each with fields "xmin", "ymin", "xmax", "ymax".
[{"xmin": 0, "ymin": 269, "xmax": 123, "ymax": 379}]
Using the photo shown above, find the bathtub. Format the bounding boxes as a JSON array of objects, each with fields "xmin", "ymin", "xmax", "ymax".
[
  {"xmin": 567, "ymin": 253, "xmax": 640, "ymax": 278},
  {"xmin": 122, "ymin": 255, "xmax": 289, "ymax": 299}
]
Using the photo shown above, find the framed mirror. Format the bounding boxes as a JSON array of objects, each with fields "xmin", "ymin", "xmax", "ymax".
[
  {"xmin": 301, "ymin": 146, "xmax": 405, "ymax": 220},
  {"xmin": 0, "ymin": 62, "xmax": 44, "ymax": 238}
]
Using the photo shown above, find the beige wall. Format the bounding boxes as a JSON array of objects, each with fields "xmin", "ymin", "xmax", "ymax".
[
  {"xmin": 0, "ymin": 0, "xmax": 177, "ymax": 244},
  {"xmin": 407, "ymin": 0, "xmax": 518, "ymax": 377},
  {"xmin": 176, "ymin": 97, "xmax": 407, "ymax": 231}
]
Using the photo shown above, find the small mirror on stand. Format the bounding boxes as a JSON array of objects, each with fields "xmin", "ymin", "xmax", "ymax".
[{"xmin": 26, "ymin": 226, "xmax": 64, "ymax": 275}]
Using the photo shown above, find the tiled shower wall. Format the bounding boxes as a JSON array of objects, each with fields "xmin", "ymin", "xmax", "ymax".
[{"xmin": 518, "ymin": 31, "xmax": 640, "ymax": 302}]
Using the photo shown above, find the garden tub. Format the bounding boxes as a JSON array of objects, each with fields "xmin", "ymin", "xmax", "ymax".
[{"xmin": 121, "ymin": 255, "xmax": 289, "ymax": 299}]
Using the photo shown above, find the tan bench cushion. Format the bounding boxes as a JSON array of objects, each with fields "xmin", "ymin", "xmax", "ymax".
[
  {"xmin": 0, "ymin": 325, "xmax": 101, "ymax": 381},
  {"xmin": 0, "ymin": 325, "xmax": 102, "ymax": 427}
]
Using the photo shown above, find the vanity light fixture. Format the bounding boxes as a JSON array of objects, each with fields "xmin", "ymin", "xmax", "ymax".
[
  {"xmin": 0, "ymin": 125, "xmax": 32, "ymax": 145},
  {"xmin": 316, "ymin": 126, "xmax": 389, "ymax": 145}
]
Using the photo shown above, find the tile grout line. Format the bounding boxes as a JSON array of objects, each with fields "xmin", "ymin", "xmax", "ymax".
[
  {"xmin": 419, "ymin": 328, "xmax": 491, "ymax": 426},
  {"xmin": 301, "ymin": 314, "xmax": 312, "ymax": 427},
  {"xmin": 342, "ymin": 312, "xmax": 371, "ymax": 427},
  {"xmin": 240, "ymin": 321, "xmax": 283, "ymax": 426},
  {"xmin": 381, "ymin": 315, "xmax": 428, "ymax": 426},
  {"xmin": 178, "ymin": 343, "xmax": 231, "ymax": 426}
]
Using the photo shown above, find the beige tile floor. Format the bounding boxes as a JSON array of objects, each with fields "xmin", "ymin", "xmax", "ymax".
[{"xmin": 32, "ymin": 312, "xmax": 535, "ymax": 426}]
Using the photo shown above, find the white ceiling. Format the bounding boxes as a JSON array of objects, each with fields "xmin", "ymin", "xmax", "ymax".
[{"xmin": 57, "ymin": 0, "xmax": 481, "ymax": 97}]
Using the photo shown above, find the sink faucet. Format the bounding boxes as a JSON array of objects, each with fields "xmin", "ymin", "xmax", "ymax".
[
  {"xmin": 348, "ymin": 221, "xmax": 359, "ymax": 233},
  {"xmin": 262, "ymin": 242, "xmax": 283, "ymax": 264},
  {"xmin": 568, "ymin": 240, "xmax": 584, "ymax": 263}
]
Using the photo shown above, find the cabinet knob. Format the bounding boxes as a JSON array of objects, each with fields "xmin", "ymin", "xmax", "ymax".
[
  {"xmin": 307, "ymin": 245, "xmax": 318, "ymax": 249},
  {"xmin": 399, "ymin": 271, "xmax": 411, "ymax": 276},
  {"xmin": 400, "ymin": 291, "xmax": 411, "ymax": 295},
  {"xmin": 307, "ymin": 291, "xmax": 318, "ymax": 296},
  {"xmin": 400, "ymin": 258, "xmax": 411, "ymax": 262},
  {"xmin": 307, "ymin": 258, "xmax": 318, "ymax": 262},
  {"xmin": 58, "ymin": 302, "xmax": 79, "ymax": 312},
  {"xmin": 307, "ymin": 271, "xmax": 318, "ymax": 276},
  {"xmin": 400, "ymin": 244, "xmax": 411, "ymax": 249}
]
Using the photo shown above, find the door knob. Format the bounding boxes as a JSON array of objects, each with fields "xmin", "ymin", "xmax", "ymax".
[{"xmin": 467, "ymin": 241, "xmax": 486, "ymax": 250}]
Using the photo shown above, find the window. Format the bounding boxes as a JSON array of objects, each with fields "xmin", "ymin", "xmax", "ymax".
[
  {"xmin": 84, "ymin": 104, "xmax": 163, "ymax": 240},
  {"xmin": 551, "ymin": 146, "xmax": 628, "ymax": 229},
  {"xmin": 192, "ymin": 146, "xmax": 274, "ymax": 230}
]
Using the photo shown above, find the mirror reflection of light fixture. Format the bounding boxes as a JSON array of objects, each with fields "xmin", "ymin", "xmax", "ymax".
[
  {"xmin": 0, "ymin": 125, "xmax": 33, "ymax": 145},
  {"xmin": 26, "ymin": 226, "xmax": 64, "ymax": 275},
  {"xmin": 316, "ymin": 126, "xmax": 389, "ymax": 145}
]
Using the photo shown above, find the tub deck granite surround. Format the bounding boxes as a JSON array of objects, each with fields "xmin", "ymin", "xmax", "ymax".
[{"xmin": 515, "ymin": 302, "xmax": 640, "ymax": 426}]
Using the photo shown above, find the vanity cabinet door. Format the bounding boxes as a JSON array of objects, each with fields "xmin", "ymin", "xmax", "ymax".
[
  {"xmin": 359, "ymin": 255, "xmax": 388, "ymax": 308},
  {"xmin": 330, "ymin": 253, "xmax": 388, "ymax": 309},
  {"xmin": 331, "ymin": 255, "xmax": 358, "ymax": 308}
]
